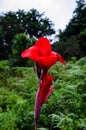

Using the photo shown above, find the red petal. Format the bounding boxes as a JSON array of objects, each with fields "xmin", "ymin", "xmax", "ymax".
[
  {"xmin": 35, "ymin": 37, "xmax": 52, "ymax": 55},
  {"xmin": 21, "ymin": 46, "xmax": 39, "ymax": 62},
  {"xmin": 39, "ymin": 52, "xmax": 57, "ymax": 68},
  {"xmin": 40, "ymin": 74, "xmax": 54, "ymax": 106},
  {"xmin": 43, "ymin": 85, "xmax": 54, "ymax": 104},
  {"xmin": 57, "ymin": 53, "xmax": 66, "ymax": 65}
]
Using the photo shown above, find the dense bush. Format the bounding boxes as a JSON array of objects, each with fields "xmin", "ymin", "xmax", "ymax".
[
  {"xmin": 8, "ymin": 33, "xmax": 35, "ymax": 67},
  {"xmin": 0, "ymin": 57, "xmax": 86, "ymax": 129}
]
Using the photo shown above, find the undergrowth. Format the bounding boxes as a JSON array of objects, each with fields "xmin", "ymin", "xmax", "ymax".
[{"xmin": 0, "ymin": 57, "xmax": 86, "ymax": 130}]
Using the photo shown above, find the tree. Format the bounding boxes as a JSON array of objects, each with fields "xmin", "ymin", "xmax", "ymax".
[
  {"xmin": 71, "ymin": 0, "xmax": 86, "ymax": 35},
  {"xmin": 55, "ymin": 0, "xmax": 86, "ymax": 59},
  {"xmin": 0, "ymin": 9, "xmax": 55, "ymax": 60},
  {"xmin": 59, "ymin": 0, "xmax": 86, "ymax": 40},
  {"xmin": 24, "ymin": 9, "xmax": 55, "ymax": 37},
  {"xmin": 0, "ymin": 26, "xmax": 11, "ymax": 59},
  {"xmin": 52, "ymin": 36, "xmax": 80, "ymax": 60},
  {"xmin": 8, "ymin": 33, "xmax": 36, "ymax": 67}
]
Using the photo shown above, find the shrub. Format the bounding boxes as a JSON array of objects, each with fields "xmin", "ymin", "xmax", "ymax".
[{"xmin": 8, "ymin": 33, "xmax": 35, "ymax": 67}]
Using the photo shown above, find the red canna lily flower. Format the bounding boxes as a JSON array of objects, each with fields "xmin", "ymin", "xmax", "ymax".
[
  {"xmin": 21, "ymin": 37, "xmax": 66, "ymax": 69},
  {"xmin": 21, "ymin": 37, "xmax": 66, "ymax": 130}
]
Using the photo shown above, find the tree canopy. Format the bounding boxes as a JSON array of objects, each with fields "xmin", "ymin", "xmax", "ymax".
[
  {"xmin": 53, "ymin": 0, "xmax": 86, "ymax": 59},
  {"xmin": 0, "ymin": 9, "xmax": 55, "ymax": 59},
  {"xmin": 0, "ymin": 9, "xmax": 55, "ymax": 42},
  {"xmin": 59, "ymin": 0, "xmax": 86, "ymax": 40}
]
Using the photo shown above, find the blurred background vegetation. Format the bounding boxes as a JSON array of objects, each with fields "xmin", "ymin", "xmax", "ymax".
[
  {"xmin": 0, "ymin": 0, "xmax": 86, "ymax": 65},
  {"xmin": 0, "ymin": 0, "xmax": 86, "ymax": 129}
]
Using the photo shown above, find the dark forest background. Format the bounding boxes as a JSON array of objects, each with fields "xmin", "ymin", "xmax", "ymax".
[{"xmin": 0, "ymin": 0, "xmax": 86, "ymax": 67}]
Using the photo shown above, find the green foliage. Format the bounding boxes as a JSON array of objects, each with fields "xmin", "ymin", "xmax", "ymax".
[
  {"xmin": 0, "ymin": 9, "xmax": 55, "ymax": 60},
  {"xmin": 0, "ymin": 57, "xmax": 86, "ymax": 129},
  {"xmin": 8, "ymin": 33, "xmax": 34, "ymax": 67},
  {"xmin": 77, "ymin": 29, "xmax": 86, "ymax": 56},
  {"xmin": 70, "ymin": 57, "xmax": 77, "ymax": 63},
  {"xmin": 47, "ymin": 57, "xmax": 86, "ymax": 130},
  {"xmin": 62, "ymin": 0, "xmax": 86, "ymax": 38},
  {"xmin": 0, "ymin": 61, "xmax": 38, "ymax": 130},
  {"xmin": 56, "ymin": 0, "xmax": 86, "ymax": 59},
  {"xmin": 53, "ymin": 36, "xmax": 80, "ymax": 60}
]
